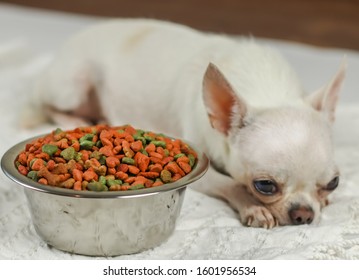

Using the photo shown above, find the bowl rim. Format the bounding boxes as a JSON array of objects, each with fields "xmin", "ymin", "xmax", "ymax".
[{"xmin": 1, "ymin": 134, "xmax": 209, "ymax": 199}]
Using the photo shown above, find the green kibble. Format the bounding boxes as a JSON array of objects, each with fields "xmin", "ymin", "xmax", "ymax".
[
  {"xmin": 151, "ymin": 140, "xmax": 166, "ymax": 148},
  {"xmin": 54, "ymin": 128, "xmax": 63, "ymax": 135},
  {"xmin": 42, "ymin": 144, "xmax": 58, "ymax": 156},
  {"xmin": 164, "ymin": 149, "xmax": 170, "ymax": 157},
  {"xmin": 129, "ymin": 184, "xmax": 145, "ymax": 190},
  {"xmin": 134, "ymin": 135, "xmax": 146, "ymax": 146},
  {"xmin": 29, "ymin": 158, "xmax": 37, "ymax": 169},
  {"xmin": 174, "ymin": 153, "xmax": 185, "ymax": 159},
  {"xmin": 95, "ymin": 140, "xmax": 103, "ymax": 148},
  {"xmin": 99, "ymin": 176, "xmax": 107, "ymax": 186},
  {"xmin": 90, "ymin": 150, "xmax": 102, "ymax": 160},
  {"xmin": 122, "ymin": 157, "xmax": 135, "ymax": 165},
  {"xmin": 87, "ymin": 182, "xmax": 108, "ymax": 192},
  {"xmin": 144, "ymin": 135, "xmax": 154, "ymax": 143},
  {"xmin": 160, "ymin": 169, "xmax": 172, "ymax": 183},
  {"xmin": 27, "ymin": 170, "xmax": 38, "ymax": 181},
  {"xmin": 60, "ymin": 147, "xmax": 76, "ymax": 161},
  {"xmin": 80, "ymin": 140, "xmax": 95, "ymax": 150},
  {"xmin": 188, "ymin": 154, "xmax": 196, "ymax": 167},
  {"xmin": 99, "ymin": 155, "xmax": 107, "ymax": 165},
  {"xmin": 107, "ymin": 179, "xmax": 123, "ymax": 187},
  {"xmin": 80, "ymin": 133, "xmax": 94, "ymax": 142},
  {"xmin": 133, "ymin": 129, "xmax": 145, "ymax": 137},
  {"xmin": 75, "ymin": 152, "xmax": 83, "ymax": 162}
]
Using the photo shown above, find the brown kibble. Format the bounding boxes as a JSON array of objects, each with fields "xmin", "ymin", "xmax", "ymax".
[{"xmin": 60, "ymin": 178, "xmax": 75, "ymax": 189}]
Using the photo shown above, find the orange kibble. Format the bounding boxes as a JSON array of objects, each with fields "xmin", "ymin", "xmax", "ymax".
[
  {"xmin": 100, "ymin": 129, "xmax": 114, "ymax": 140},
  {"xmin": 108, "ymin": 167, "xmax": 116, "ymax": 175},
  {"xmin": 38, "ymin": 178, "xmax": 48, "ymax": 185},
  {"xmin": 125, "ymin": 177, "xmax": 136, "ymax": 184},
  {"xmin": 130, "ymin": 140, "xmax": 143, "ymax": 152},
  {"xmin": 145, "ymin": 143, "xmax": 156, "ymax": 154},
  {"xmin": 165, "ymin": 161, "xmax": 185, "ymax": 177},
  {"xmin": 72, "ymin": 169, "xmax": 83, "ymax": 181},
  {"xmin": 128, "ymin": 165, "xmax": 140, "ymax": 175},
  {"xmin": 162, "ymin": 156, "xmax": 174, "ymax": 165},
  {"xmin": 56, "ymin": 138, "xmax": 69, "ymax": 149},
  {"xmin": 46, "ymin": 160, "xmax": 56, "ymax": 171},
  {"xmin": 178, "ymin": 161, "xmax": 192, "ymax": 174},
  {"xmin": 99, "ymin": 146, "xmax": 114, "ymax": 157},
  {"xmin": 145, "ymin": 180, "xmax": 153, "ymax": 188},
  {"xmin": 134, "ymin": 152, "xmax": 150, "ymax": 172},
  {"xmin": 113, "ymin": 137, "xmax": 123, "ymax": 146},
  {"xmin": 35, "ymin": 152, "xmax": 50, "ymax": 161},
  {"xmin": 73, "ymin": 181, "xmax": 82, "ymax": 191},
  {"xmin": 152, "ymin": 180, "xmax": 164, "ymax": 187},
  {"xmin": 17, "ymin": 152, "xmax": 27, "ymax": 165},
  {"xmin": 172, "ymin": 173, "xmax": 182, "ymax": 181},
  {"xmin": 138, "ymin": 171, "xmax": 160, "ymax": 179},
  {"xmin": 31, "ymin": 158, "xmax": 45, "ymax": 171},
  {"xmin": 59, "ymin": 173, "xmax": 71, "ymax": 182},
  {"xmin": 176, "ymin": 156, "xmax": 190, "ymax": 164},
  {"xmin": 118, "ymin": 163, "xmax": 129, "ymax": 173},
  {"xmin": 83, "ymin": 169, "xmax": 98, "ymax": 181},
  {"xmin": 71, "ymin": 141, "xmax": 80, "ymax": 152},
  {"xmin": 18, "ymin": 165, "xmax": 28, "ymax": 176},
  {"xmin": 113, "ymin": 145, "xmax": 122, "ymax": 154},
  {"xmin": 124, "ymin": 125, "xmax": 137, "ymax": 135},
  {"xmin": 149, "ymin": 156, "xmax": 162, "ymax": 164},
  {"xmin": 115, "ymin": 171, "xmax": 129, "ymax": 180},
  {"xmin": 106, "ymin": 156, "xmax": 120, "ymax": 168},
  {"xmin": 120, "ymin": 185, "xmax": 130, "ymax": 191},
  {"xmin": 149, "ymin": 152, "xmax": 163, "ymax": 159},
  {"xmin": 101, "ymin": 137, "xmax": 113, "ymax": 148},
  {"xmin": 149, "ymin": 163, "xmax": 163, "ymax": 173}
]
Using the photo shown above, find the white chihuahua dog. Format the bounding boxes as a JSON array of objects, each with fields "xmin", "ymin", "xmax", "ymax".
[{"xmin": 24, "ymin": 19, "xmax": 345, "ymax": 228}]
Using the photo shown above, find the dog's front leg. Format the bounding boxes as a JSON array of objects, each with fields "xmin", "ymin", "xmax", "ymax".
[{"xmin": 191, "ymin": 165, "xmax": 277, "ymax": 228}]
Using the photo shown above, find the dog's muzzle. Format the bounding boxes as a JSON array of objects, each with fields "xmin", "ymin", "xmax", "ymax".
[{"xmin": 289, "ymin": 204, "xmax": 314, "ymax": 225}]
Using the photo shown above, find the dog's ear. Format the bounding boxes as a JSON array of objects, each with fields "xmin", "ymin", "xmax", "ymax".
[
  {"xmin": 202, "ymin": 63, "xmax": 247, "ymax": 135},
  {"xmin": 306, "ymin": 59, "xmax": 346, "ymax": 123}
]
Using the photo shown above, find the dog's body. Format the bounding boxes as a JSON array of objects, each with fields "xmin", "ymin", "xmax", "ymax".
[{"xmin": 24, "ymin": 19, "xmax": 345, "ymax": 228}]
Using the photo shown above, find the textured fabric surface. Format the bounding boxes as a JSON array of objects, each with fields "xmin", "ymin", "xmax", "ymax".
[{"xmin": 1, "ymin": 4, "xmax": 359, "ymax": 260}]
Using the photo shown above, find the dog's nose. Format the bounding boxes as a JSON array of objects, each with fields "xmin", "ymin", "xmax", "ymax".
[{"xmin": 289, "ymin": 205, "xmax": 314, "ymax": 225}]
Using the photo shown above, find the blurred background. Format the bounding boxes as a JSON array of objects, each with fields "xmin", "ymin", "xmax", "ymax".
[{"xmin": 1, "ymin": 0, "xmax": 358, "ymax": 50}]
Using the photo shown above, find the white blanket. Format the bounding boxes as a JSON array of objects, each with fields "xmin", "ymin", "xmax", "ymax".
[{"xmin": 1, "ymin": 3, "xmax": 359, "ymax": 260}]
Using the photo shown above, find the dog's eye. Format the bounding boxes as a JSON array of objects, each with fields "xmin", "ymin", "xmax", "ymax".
[
  {"xmin": 253, "ymin": 180, "xmax": 278, "ymax": 195},
  {"xmin": 326, "ymin": 176, "xmax": 339, "ymax": 191}
]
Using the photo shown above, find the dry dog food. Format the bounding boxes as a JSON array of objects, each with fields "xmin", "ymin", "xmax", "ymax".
[{"xmin": 15, "ymin": 124, "xmax": 198, "ymax": 191}]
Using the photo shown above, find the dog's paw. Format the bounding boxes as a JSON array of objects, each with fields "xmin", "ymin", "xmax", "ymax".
[{"xmin": 240, "ymin": 205, "xmax": 278, "ymax": 229}]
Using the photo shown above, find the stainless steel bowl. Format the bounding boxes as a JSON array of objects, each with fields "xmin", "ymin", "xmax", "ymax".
[{"xmin": 1, "ymin": 136, "xmax": 209, "ymax": 257}]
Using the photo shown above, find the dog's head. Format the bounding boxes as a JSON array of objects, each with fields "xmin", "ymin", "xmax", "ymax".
[{"xmin": 202, "ymin": 62, "xmax": 345, "ymax": 226}]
